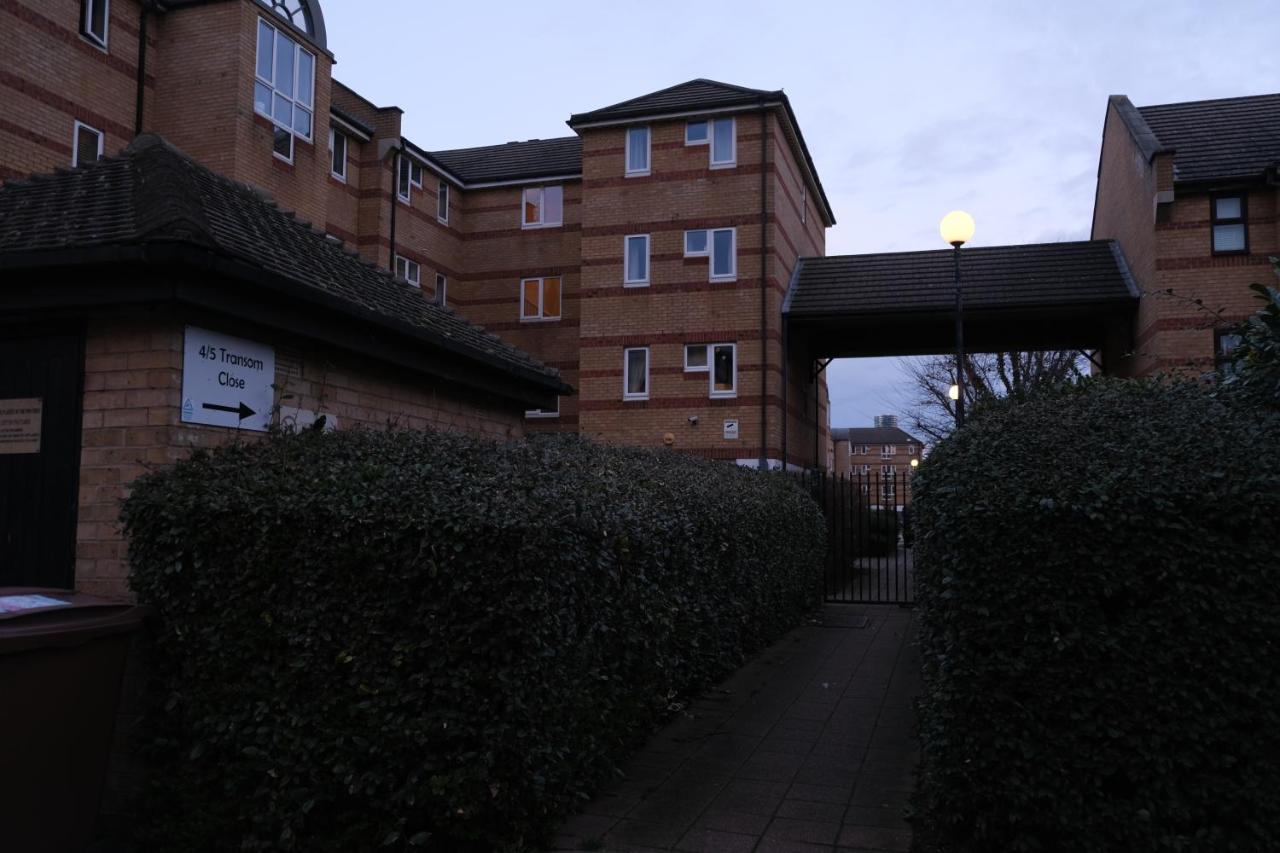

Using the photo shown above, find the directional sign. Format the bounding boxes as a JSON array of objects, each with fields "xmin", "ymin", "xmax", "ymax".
[{"xmin": 181, "ymin": 327, "xmax": 275, "ymax": 432}]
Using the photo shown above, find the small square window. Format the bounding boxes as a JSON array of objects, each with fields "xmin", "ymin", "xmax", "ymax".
[
  {"xmin": 81, "ymin": 0, "xmax": 109, "ymax": 49},
  {"xmin": 437, "ymin": 181, "xmax": 449, "ymax": 224},
  {"xmin": 520, "ymin": 276, "xmax": 562, "ymax": 321},
  {"xmin": 272, "ymin": 126, "xmax": 293, "ymax": 162},
  {"xmin": 435, "ymin": 273, "xmax": 447, "ymax": 306},
  {"xmin": 685, "ymin": 121, "xmax": 709, "ymax": 145},
  {"xmin": 395, "ymin": 255, "xmax": 420, "ymax": 287},
  {"xmin": 624, "ymin": 234, "xmax": 649, "ymax": 285},
  {"xmin": 329, "ymin": 129, "xmax": 347, "ymax": 181},
  {"xmin": 523, "ymin": 185, "xmax": 563, "ymax": 228},
  {"xmin": 624, "ymin": 347, "xmax": 649, "ymax": 400},
  {"xmin": 685, "ymin": 230, "xmax": 709, "ymax": 256},
  {"xmin": 72, "ymin": 121, "xmax": 103, "ymax": 168},
  {"xmin": 1211, "ymin": 194, "xmax": 1246, "ymax": 254},
  {"xmin": 626, "ymin": 126, "xmax": 650, "ymax": 176},
  {"xmin": 684, "ymin": 344, "xmax": 709, "ymax": 371}
]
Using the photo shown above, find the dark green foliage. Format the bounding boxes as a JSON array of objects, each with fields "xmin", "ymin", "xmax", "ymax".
[
  {"xmin": 912, "ymin": 380, "xmax": 1280, "ymax": 852},
  {"xmin": 122, "ymin": 430, "xmax": 825, "ymax": 852},
  {"xmin": 857, "ymin": 508, "xmax": 899, "ymax": 557},
  {"xmin": 1222, "ymin": 260, "xmax": 1280, "ymax": 407}
]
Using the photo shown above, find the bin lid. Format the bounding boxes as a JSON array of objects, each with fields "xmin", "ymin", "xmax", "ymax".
[{"xmin": 0, "ymin": 588, "xmax": 150, "ymax": 654}]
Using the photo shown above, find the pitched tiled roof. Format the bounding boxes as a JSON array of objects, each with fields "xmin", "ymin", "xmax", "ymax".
[
  {"xmin": 422, "ymin": 137, "xmax": 582, "ymax": 185},
  {"xmin": 1126, "ymin": 92, "xmax": 1280, "ymax": 185},
  {"xmin": 567, "ymin": 79, "xmax": 781, "ymax": 126},
  {"xmin": 0, "ymin": 134, "xmax": 567, "ymax": 393},
  {"xmin": 784, "ymin": 240, "xmax": 1139, "ymax": 317},
  {"xmin": 831, "ymin": 426, "xmax": 921, "ymax": 446}
]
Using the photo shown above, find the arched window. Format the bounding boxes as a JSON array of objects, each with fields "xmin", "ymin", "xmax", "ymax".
[{"xmin": 256, "ymin": 0, "xmax": 327, "ymax": 49}]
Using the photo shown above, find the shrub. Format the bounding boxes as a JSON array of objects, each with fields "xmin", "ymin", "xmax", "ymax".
[
  {"xmin": 122, "ymin": 429, "xmax": 824, "ymax": 852},
  {"xmin": 912, "ymin": 380, "xmax": 1280, "ymax": 852}
]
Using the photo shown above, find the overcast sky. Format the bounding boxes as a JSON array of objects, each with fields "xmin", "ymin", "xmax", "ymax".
[{"xmin": 324, "ymin": 0, "xmax": 1278, "ymax": 430}]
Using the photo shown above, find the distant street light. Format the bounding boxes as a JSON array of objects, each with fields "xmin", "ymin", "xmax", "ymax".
[
  {"xmin": 940, "ymin": 211, "xmax": 975, "ymax": 428},
  {"xmin": 910, "ymin": 458, "xmax": 919, "ymax": 469}
]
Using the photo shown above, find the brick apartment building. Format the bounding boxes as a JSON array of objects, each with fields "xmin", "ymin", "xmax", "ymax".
[
  {"xmin": 0, "ymin": 0, "xmax": 836, "ymax": 596},
  {"xmin": 830, "ymin": 416, "xmax": 922, "ymax": 510},
  {"xmin": 1092, "ymin": 93, "xmax": 1280, "ymax": 375}
]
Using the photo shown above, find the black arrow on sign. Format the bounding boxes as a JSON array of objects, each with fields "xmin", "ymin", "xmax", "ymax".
[{"xmin": 202, "ymin": 401, "xmax": 256, "ymax": 421}]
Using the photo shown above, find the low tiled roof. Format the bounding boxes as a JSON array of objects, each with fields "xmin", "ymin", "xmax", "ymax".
[
  {"xmin": 785, "ymin": 240, "xmax": 1139, "ymax": 318},
  {"xmin": 0, "ymin": 134, "xmax": 567, "ymax": 394},
  {"xmin": 422, "ymin": 137, "xmax": 582, "ymax": 185},
  {"xmin": 831, "ymin": 427, "xmax": 921, "ymax": 446},
  {"xmin": 1120, "ymin": 92, "xmax": 1280, "ymax": 185},
  {"xmin": 568, "ymin": 79, "xmax": 781, "ymax": 126}
]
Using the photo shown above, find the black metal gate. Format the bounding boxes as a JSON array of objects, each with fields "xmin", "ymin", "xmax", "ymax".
[
  {"xmin": 0, "ymin": 327, "xmax": 85, "ymax": 588},
  {"xmin": 795, "ymin": 469, "xmax": 915, "ymax": 604}
]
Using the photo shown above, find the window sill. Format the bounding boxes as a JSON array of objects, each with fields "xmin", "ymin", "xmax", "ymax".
[
  {"xmin": 623, "ymin": 395, "xmax": 649, "ymax": 402},
  {"xmin": 624, "ymin": 170, "xmax": 651, "ymax": 178},
  {"xmin": 525, "ymin": 412, "xmax": 560, "ymax": 419},
  {"xmin": 437, "ymin": 217, "xmax": 449, "ymax": 226},
  {"xmin": 330, "ymin": 173, "xmax": 347, "ymax": 184},
  {"xmin": 710, "ymin": 393, "xmax": 737, "ymax": 400},
  {"xmin": 520, "ymin": 316, "xmax": 561, "ymax": 324},
  {"xmin": 623, "ymin": 281, "xmax": 650, "ymax": 288},
  {"xmin": 522, "ymin": 222, "xmax": 564, "ymax": 230},
  {"xmin": 710, "ymin": 275, "xmax": 738, "ymax": 283},
  {"xmin": 709, "ymin": 162, "xmax": 737, "ymax": 170},
  {"xmin": 80, "ymin": 32, "xmax": 109, "ymax": 53},
  {"xmin": 1211, "ymin": 249, "xmax": 1249, "ymax": 256}
]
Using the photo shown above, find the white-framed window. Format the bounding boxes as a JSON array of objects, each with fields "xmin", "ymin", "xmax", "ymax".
[
  {"xmin": 800, "ymin": 185, "xmax": 807, "ymax": 224},
  {"xmin": 329, "ymin": 128, "xmax": 347, "ymax": 182},
  {"xmin": 711, "ymin": 228, "xmax": 736, "ymax": 279},
  {"xmin": 80, "ymin": 0, "xmax": 109, "ymax": 50},
  {"xmin": 395, "ymin": 255, "xmax": 420, "ymax": 287},
  {"xmin": 684, "ymin": 229, "xmax": 709, "ymax": 256},
  {"xmin": 625, "ymin": 126, "xmax": 650, "ymax": 176},
  {"xmin": 520, "ymin": 276, "xmax": 562, "ymax": 321},
  {"xmin": 881, "ymin": 464, "xmax": 894, "ymax": 477},
  {"xmin": 710, "ymin": 117, "xmax": 735, "ymax": 167},
  {"xmin": 397, "ymin": 155, "xmax": 423, "ymax": 203},
  {"xmin": 685, "ymin": 120, "xmax": 709, "ymax": 145},
  {"xmin": 435, "ymin": 273, "xmax": 447, "ymax": 306},
  {"xmin": 71, "ymin": 121, "xmax": 103, "ymax": 168},
  {"xmin": 683, "ymin": 343, "xmax": 736, "ymax": 398},
  {"xmin": 1211, "ymin": 194, "xmax": 1246, "ymax": 254},
  {"xmin": 861, "ymin": 445, "xmax": 870, "ymax": 455},
  {"xmin": 437, "ymin": 181, "xmax": 449, "ymax": 223},
  {"xmin": 881, "ymin": 444, "xmax": 896, "ymax": 458},
  {"xmin": 253, "ymin": 17, "xmax": 315, "ymax": 164},
  {"xmin": 859, "ymin": 465, "xmax": 870, "ymax": 475},
  {"xmin": 908, "ymin": 445, "xmax": 916, "ymax": 455},
  {"xmin": 624, "ymin": 234, "xmax": 649, "ymax": 286},
  {"xmin": 623, "ymin": 347, "xmax": 649, "ymax": 400},
  {"xmin": 525, "ymin": 396, "xmax": 560, "ymax": 419},
  {"xmin": 522, "ymin": 185, "xmax": 564, "ymax": 228}
]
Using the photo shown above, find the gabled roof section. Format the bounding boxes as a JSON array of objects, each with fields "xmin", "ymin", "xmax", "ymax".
[
  {"xmin": 785, "ymin": 240, "xmax": 1139, "ymax": 318},
  {"xmin": 1130, "ymin": 92, "xmax": 1280, "ymax": 185},
  {"xmin": 831, "ymin": 426, "xmax": 922, "ymax": 446},
  {"xmin": 569, "ymin": 78, "xmax": 836, "ymax": 226},
  {"xmin": 0, "ymin": 134, "xmax": 568, "ymax": 395},
  {"xmin": 567, "ymin": 79, "xmax": 780, "ymax": 126},
  {"xmin": 420, "ymin": 136, "xmax": 582, "ymax": 186}
]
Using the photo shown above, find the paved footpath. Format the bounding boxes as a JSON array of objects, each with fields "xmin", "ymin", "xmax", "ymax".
[{"xmin": 547, "ymin": 605, "xmax": 921, "ymax": 853}]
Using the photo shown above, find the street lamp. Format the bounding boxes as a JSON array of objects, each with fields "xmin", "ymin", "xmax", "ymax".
[
  {"xmin": 910, "ymin": 458, "xmax": 919, "ymax": 469},
  {"xmin": 940, "ymin": 211, "xmax": 975, "ymax": 428}
]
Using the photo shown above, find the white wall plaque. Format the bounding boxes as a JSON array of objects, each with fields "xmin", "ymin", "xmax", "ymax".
[
  {"xmin": 723, "ymin": 419, "xmax": 739, "ymax": 440},
  {"xmin": 181, "ymin": 327, "xmax": 275, "ymax": 432},
  {"xmin": 0, "ymin": 398, "xmax": 42, "ymax": 454}
]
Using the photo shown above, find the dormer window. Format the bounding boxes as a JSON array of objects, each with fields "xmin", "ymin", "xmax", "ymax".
[
  {"xmin": 253, "ymin": 17, "xmax": 315, "ymax": 163},
  {"xmin": 1211, "ymin": 195, "xmax": 1247, "ymax": 254}
]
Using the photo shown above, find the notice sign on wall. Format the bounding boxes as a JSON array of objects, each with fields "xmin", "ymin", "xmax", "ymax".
[
  {"xmin": 181, "ymin": 327, "xmax": 275, "ymax": 432},
  {"xmin": 0, "ymin": 398, "xmax": 42, "ymax": 454}
]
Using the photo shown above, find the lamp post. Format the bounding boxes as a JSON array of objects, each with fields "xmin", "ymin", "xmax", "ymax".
[{"xmin": 939, "ymin": 211, "xmax": 975, "ymax": 429}]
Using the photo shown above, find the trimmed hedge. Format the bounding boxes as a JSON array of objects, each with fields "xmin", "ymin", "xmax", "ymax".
[
  {"xmin": 912, "ymin": 380, "xmax": 1280, "ymax": 852},
  {"xmin": 123, "ymin": 429, "xmax": 824, "ymax": 852}
]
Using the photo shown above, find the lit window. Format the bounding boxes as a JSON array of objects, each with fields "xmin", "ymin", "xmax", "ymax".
[
  {"xmin": 626, "ymin": 126, "xmax": 650, "ymax": 176},
  {"xmin": 80, "ymin": 0, "xmax": 109, "ymax": 49},
  {"xmin": 435, "ymin": 274, "xmax": 447, "ymax": 306},
  {"xmin": 1211, "ymin": 195, "xmax": 1246, "ymax": 253},
  {"xmin": 520, "ymin": 276, "xmax": 562, "ymax": 321},
  {"xmin": 395, "ymin": 256, "xmax": 420, "ymax": 287},
  {"xmin": 437, "ymin": 181, "xmax": 449, "ymax": 224},
  {"xmin": 624, "ymin": 234, "xmax": 649, "ymax": 285},
  {"xmin": 710, "ymin": 117, "xmax": 735, "ymax": 167},
  {"xmin": 684, "ymin": 343, "xmax": 736, "ymax": 397},
  {"xmin": 397, "ymin": 156, "xmax": 423, "ymax": 203},
  {"xmin": 711, "ymin": 228, "xmax": 735, "ymax": 279},
  {"xmin": 523, "ymin": 186, "xmax": 564, "ymax": 228},
  {"xmin": 72, "ymin": 121, "xmax": 103, "ymax": 168},
  {"xmin": 253, "ymin": 17, "xmax": 314, "ymax": 163},
  {"xmin": 685, "ymin": 120, "xmax": 708, "ymax": 144},
  {"xmin": 329, "ymin": 129, "xmax": 346, "ymax": 181},
  {"xmin": 623, "ymin": 347, "xmax": 649, "ymax": 400},
  {"xmin": 525, "ymin": 396, "xmax": 560, "ymax": 419},
  {"xmin": 684, "ymin": 230, "xmax": 709, "ymax": 256}
]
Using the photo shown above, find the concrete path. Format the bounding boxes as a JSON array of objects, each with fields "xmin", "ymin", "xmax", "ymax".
[{"xmin": 547, "ymin": 605, "xmax": 921, "ymax": 853}]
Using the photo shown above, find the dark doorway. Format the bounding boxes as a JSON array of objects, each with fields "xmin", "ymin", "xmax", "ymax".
[{"xmin": 0, "ymin": 328, "xmax": 84, "ymax": 588}]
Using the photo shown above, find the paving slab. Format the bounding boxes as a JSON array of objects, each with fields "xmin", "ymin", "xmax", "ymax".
[{"xmin": 545, "ymin": 605, "xmax": 920, "ymax": 852}]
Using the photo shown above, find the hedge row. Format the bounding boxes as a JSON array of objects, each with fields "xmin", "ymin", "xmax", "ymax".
[
  {"xmin": 123, "ymin": 429, "xmax": 825, "ymax": 851},
  {"xmin": 912, "ymin": 380, "xmax": 1280, "ymax": 852}
]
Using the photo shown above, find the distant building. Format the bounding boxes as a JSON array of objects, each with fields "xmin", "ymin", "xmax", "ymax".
[
  {"xmin": 830, "ymin": 418, "xmax": 923, "ymax": 510},
  {"xmin": 1093, "ymin": 93, "xmax": 1280, "ymax": 375}
]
